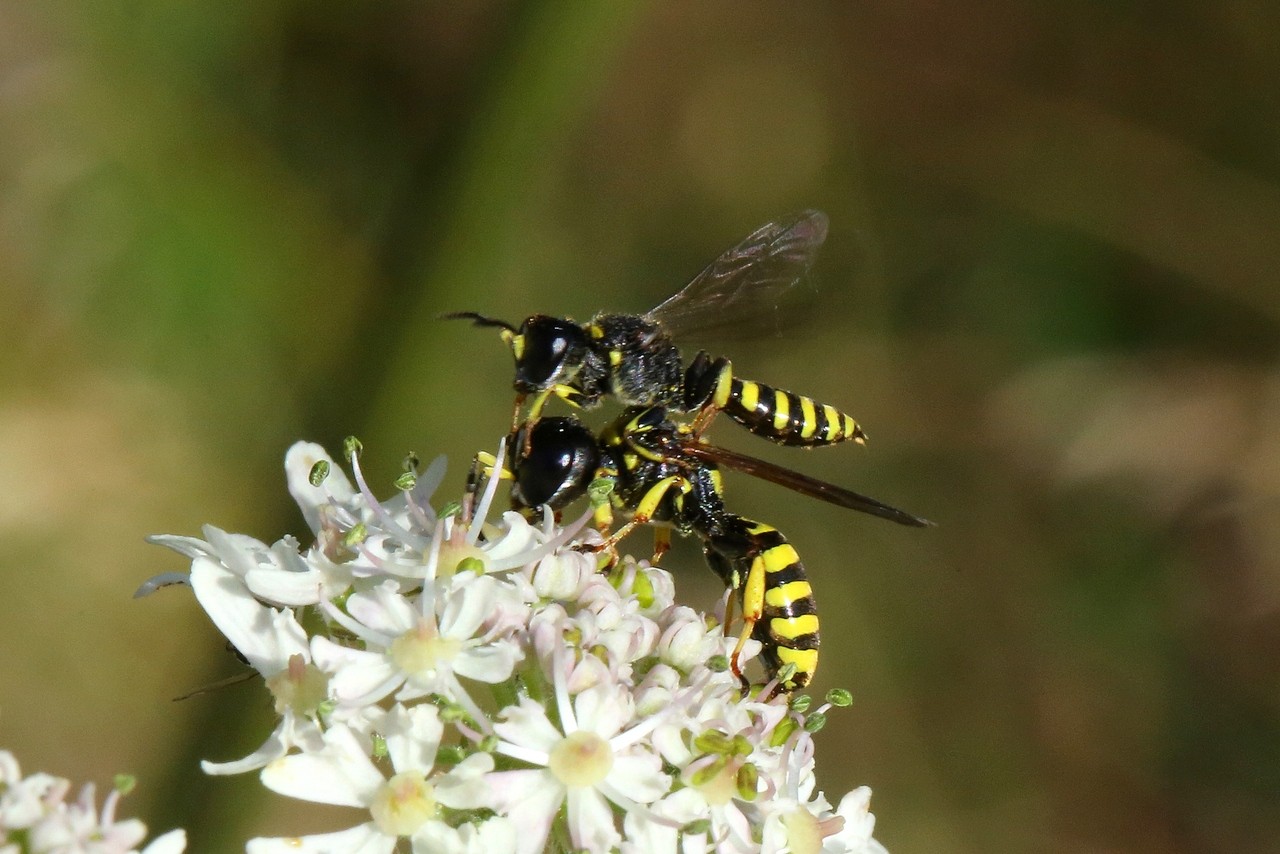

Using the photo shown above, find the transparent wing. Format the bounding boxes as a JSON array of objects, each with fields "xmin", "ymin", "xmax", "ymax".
[
  {"xmin": 678, "ymin": 440, "xmax": 934, "ymax": 528},
  {"xmin": 646, "ymin": 210, "xmax": 830, "ymax": 341}
]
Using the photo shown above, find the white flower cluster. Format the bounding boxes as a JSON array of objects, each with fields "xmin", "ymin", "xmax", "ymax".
[
  {"xmin": 145, "ymin": 440, "xmax": 887, "ymax": 854},
  {"xmin": 0, "ymin": 751, "xmax": 186, "ymax": 854}
]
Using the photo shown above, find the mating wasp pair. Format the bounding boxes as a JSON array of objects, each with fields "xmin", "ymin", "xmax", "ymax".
[
  {"xmin": 445, "ymin": 210, "xmax": 864, "ymax": 447},
  {"xmin": 452, "ymin": 211, "xmax": 930, "ymax": 695}
]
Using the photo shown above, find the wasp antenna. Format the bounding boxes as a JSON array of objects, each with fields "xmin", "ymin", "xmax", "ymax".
[
  {"xmin": 895, "ymin": 509, "xmax": 936, "ymax": 528},
  {"xmin": 439, "ymin": 311, "xmax": 516, "ymax": 332}
]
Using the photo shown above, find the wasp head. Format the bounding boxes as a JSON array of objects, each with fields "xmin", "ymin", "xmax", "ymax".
[
  {"xmin": 444, "ymin": 311, "xmax": 589, "ymax": 394},
  {"xmin": 509, "ymin": 416, "xmax": 600, "ymax": 510}
]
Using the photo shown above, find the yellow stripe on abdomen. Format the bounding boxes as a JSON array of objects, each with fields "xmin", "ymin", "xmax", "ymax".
[
  {"xmin": 764, "ymin": 580, "xmax": 812, "ymax": 609},
  {"xmin": 798, "ymin": 396, "xmax": 818, "ymax": 439},
  {"xmin": 774, "ymin": 647, "xmax": 818, "ymax": 673},
  {"xmin": 770, "ymin": 613, "xmax": 820, "ymax": 639},
  {"xmin": 761, "ymin": 543, "xmax": 801, "ymax": 574},
  {"xmin": 771, "ymin": 389, "xmax": 790, "ymax": 432}
]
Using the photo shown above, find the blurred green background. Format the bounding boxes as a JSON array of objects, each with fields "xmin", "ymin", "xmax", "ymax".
[{"xmin": 3, "ymin": 2, "xmax": 1279, "ymax": 851}]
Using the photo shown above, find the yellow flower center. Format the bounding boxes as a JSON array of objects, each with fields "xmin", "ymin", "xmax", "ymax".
[
  {"xmin": 688, "ymin": 759, "xmax": 739, "ymax": 806},
  {"xmin": 780, "ymin": 808, "xmax": 823, "ymax": 854},
  {"xmin": 388, "ymin": 622, "xmax": 461, "ymax": 675},
  {"xmin": 370, "ymin": 771, "xmax": 436, "ymax": 837},
  {"xmin": 436, "ymin": 542, "xmax": 488, "ymax": 578},
  {"xmin": 266, "ymin": 654, "xmax": 329, "ymax": 715},
  {"xmin": 547, "ymin": 731, "xmax": 614, "ymax": 787}
]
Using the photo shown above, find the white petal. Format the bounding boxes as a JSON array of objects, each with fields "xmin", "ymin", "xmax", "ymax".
[
  {"xmin": 483, "ymin": 578, "xmax": 534, "ymax": 634},
  {"xmin": 382, "ymin": 704, "xmax": 443, "ymax": 774},
  {"xmin": 201, "ymin": 722, "xmax": 288, "ymax": 776},
  {"xmin": 651, "ymin": 720, "xmax": 692, "ymax": 767},
  {"xmin": 566, "ymin": 786, "xmax": 620, "ymax": 854},
  {"xmin": 822, "ymin": 787, "xmax": 879, "ymax": 853},
  {"xmin": 314, "ymin": 639, "xmax": 399, "ymax": 705},
  {"xmin": 266, "ymin": 608, "xmax": 310, "ymax": 659},
  {"xmin": 410, "ymin": 454, "xmax": 448, "ymax": 507},
  {"xmin": 485, "ymin": 511, "xmax": 541, "ymax": 560},
  {"xmin": 482, "ymin": 770, "xmax": 561, "ymax": 854},
  {"xmin": 348, "ymin": 580, "xmax": 417, "ymax": 635},
  {"xmin": 260, "ymin": 725, "xmax": 382, "ymax": 807},
  {"xmin": 309, "ymin": 635, "xmax": 368, "ymax": 671},
  {"xmin": 453, "ymin": 639, "xmax": 521, "ymax": 683},
  {"xmin": 574, "ymin": 683, "xmax": 631, "ymax": 739},
  {"xmin": 530, "ymin": 551, "xmax": 592, "ymax": 600},
  {"xmin": 244, "ymin": 563, "xmax": 327, "ymax": 606},
  {"xmin": 190, "ymin": 558, "xmax": 291, "ymax": 674},
  {"xmin": 621, "ymin": 805, "xmax": 680, "ymax": 854},
  {"xmin": 650, "ymin": 786, "xmax": 709, "ymax": 824},
  {"xmin": 465, "ymin": 816, "xmax": 517, "ymax": 854},
  {"xmin": 494, "ymin": 698, "xmax": 563, "ymax": 754},
  {"xmin": 566, "ymin": 654, "xmax": 613, "ymax": 695},
  {"xmin": 529, "ymin": 606, "xmax": 571, "ymax": 667},
  {"xmin": 285, "ymin": 442, "xmax": 356, "ymax": 534},
  {"xmin": 203, "ymin": 526, "xmax": 275, "ymax": 579},
  {"xmin": 409, "ymin": 821, "xmax": 464, "ymax": 854},
  {"xmin": 720, "ymin": 800, "xmax": 758, "ymax": 853},
  {"xmin": 278, "ymin": 711, "xmax": 327, "ymax": 752},
  {"xmin": 140, "ymin": 828, "xmax": 187, "ymax": 854},
  {"xmin": 146, "ymin": 533, "xmax": 214, "ymax": 561},
  {"xmin": 412, "ymin": 815, "xmax": 516, "ymax": 854},
  {"xmin": 248, "ymin": 823, "xmax": 391, "ymax": 854},
  {"xmin": 433, "ymin": 753, "xmax": 496, "ymax": 810},
  {"xmin": 438, "ymin": 575, "xmax": 495, "ymax": 639},
  {"xmin": 760, "ymin": 814, "xmax": 789, "ymax": 854},
  {"xmin": 604, "ymin": 752, "xmax": 670, "ymax": 804},
  {"xmin": 658, "ymin": 607, "xmax": 714, "ymax": 670}
]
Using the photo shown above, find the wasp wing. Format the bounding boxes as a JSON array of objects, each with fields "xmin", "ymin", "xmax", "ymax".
[
  {"xmin": 679, "ymin": 440, "xmax": 934, "ymax": 528},
  {"xmin": 645, "ymin": 210, "xmax": 830, "ymax": 341}
]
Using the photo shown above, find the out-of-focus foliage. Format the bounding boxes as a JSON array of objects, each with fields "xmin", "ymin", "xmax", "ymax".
[{"xmin": 2, "ymin": 2, "xmax": 1278, "ymax": 851}]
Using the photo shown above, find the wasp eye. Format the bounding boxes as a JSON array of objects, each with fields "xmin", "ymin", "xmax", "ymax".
[
  {"xmin": 512, "ymin": 418, "xmax": 599, "ymax": 509},
  {"xmin": 514, "ymin": 316, "xmax": 587, "ymax": 391}
]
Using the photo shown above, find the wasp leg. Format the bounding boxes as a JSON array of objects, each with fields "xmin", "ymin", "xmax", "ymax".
[
  {"xmin": 462, "ymin": 450, "xmax": 511, "ymax": 526},
  {"xmin": 509, "ymin": 393, "xmax": 527, "ymax": 434},
  {"xmin": 462, "ymin": 450, "xmax": 494, "ymax": 525},
  {"xmin": 591, "ymin": 499, "xmax": 614, "ymax": 536},
  {"xmin": 690, "ymin": 404, "xmax": 722, "ymax": 439},
  {"xmin": 520, "ymin": 385, "xmax": 595, "ymax": 453},
  {"xmin": 569, "ymin": 492, "xmax": 623, "ymax": 571},
  {"xmin": 728, "ymin": 552, "xmax": 767, "ymax": 695},
  {"xmin": 579, "ymin": 474, "xmax": 688, "ymax": 566},
  {"xmin": 650, "ymin": 527, "xmax": 672, "ymax": 565},
  {"xmin": 722, "ymin": 585, "xmax": 738, "ymax": 636},
  {"xmin": 583, "ymin": 501, "xmax": 618, "ymax": 571}
]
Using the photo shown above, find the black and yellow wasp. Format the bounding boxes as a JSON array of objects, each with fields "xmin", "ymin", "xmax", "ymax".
[
  {"xmin": 445, "ymin": 210, "xmax": 866, "ymax": 448},
  {"xmin": 472, "ymin": 406, "xmax": 932, "ymax": 696}
]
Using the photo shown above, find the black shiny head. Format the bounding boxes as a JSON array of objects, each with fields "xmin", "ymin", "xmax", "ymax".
[
  {"xmin": 510, "ymin": 417, "xmax": 600, "ymax": 510},
  {"xmin": 512, "ymin": 315, "xmax": 589, "ymax": 393}
]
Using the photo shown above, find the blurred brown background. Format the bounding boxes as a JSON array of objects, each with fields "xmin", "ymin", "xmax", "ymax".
[{"xmin": 3, "ymin": 2, "xmax": 1278, "ymax": 851}]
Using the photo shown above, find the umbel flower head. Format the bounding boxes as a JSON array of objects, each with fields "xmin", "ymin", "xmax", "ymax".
[
  {"xmin": 0, "ymin": 751, "xmax": 186, "ymax": 854},
  {"xmin": 144, "ymin": 439, "xmax": 887, "ymax": 854}
]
